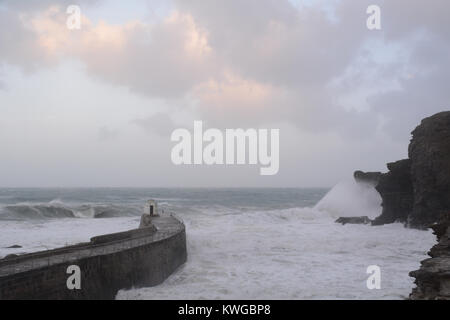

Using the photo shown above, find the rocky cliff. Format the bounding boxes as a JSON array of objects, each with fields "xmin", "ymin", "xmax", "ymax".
[
  {"xmin": 355, "ymin": 111, "xmax": 450, "ymax": 229},
  {"xmin": 409, "ymin": 212, "xmax": 450, "ymax": 299},
  {"xmin": 372, "ymin": 159, "xmax": 413, "ymax": 226},
  {"xmin": 353, "ymin": 111, "xmax": 450, "ymax": 300},
  {"xmin": 408, "ymin": 112, "xmax": 450, "ymax": 228}
]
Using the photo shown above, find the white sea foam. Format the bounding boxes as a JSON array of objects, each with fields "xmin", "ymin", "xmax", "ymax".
[
  {"xmin": 117, "ymin": 181, "xmax": 434, "ymax": 300},
  {"xmin": 0, "ymin": 184, "xmax": 435, "ymax": 299}
]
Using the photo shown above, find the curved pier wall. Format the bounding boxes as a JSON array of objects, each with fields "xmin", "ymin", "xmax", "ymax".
[{"xmin": 0, "ymin": 221, "xmax": 186, "ymax": 300}]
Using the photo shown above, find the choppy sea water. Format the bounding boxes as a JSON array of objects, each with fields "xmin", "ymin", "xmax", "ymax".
[{"xmin": 0, "ymin": 182, "xmax": 435, "ymax": 299}]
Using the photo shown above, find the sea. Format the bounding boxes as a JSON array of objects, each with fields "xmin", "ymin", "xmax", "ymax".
[{"xmin": 0, "ymin": 180, "xmax": 435, "ymax": 299}]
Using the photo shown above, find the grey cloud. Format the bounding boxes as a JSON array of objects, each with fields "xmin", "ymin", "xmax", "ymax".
[
  {"xmin": 133, "ymin": 112, "xmax": 178, "ymax": 137},
  {"xmin": 98, "ymin": 126, "xmax": 119, "ymax": 141},
  {"xmin": 173, "ymin": 0, "xmax": 449, "ymax": 140},
  {"xmin": 0, "ymin": 10, "xmax": 48, "ymax": 72},
  {"xmin": 175, "ymin": 0, "xmax": 369, "ymax": 87},
  {"xmin": 382, "ymin": 0, "xmax": 450, "ymax": 41},
  {"xmin": 1, "ymin": 0, "xmax": 450, "ymax": 187},
  {"xmin": 0, "ymin": 0, "xmax": 101, "ymax": 71},
  {"xmin": 1, "ymin": 0, "xmax": 449, "ymax": 142},
  {"xmin": 77, "ymin": 21, "xmax": 218, "ymax": 99},
  {"xmin": 366, "ymin": 0, "xmax": 450, "ymax": 140},
  {"xmin": 175, "ymin": 0, "xmax": 379, "ymax": 137}
]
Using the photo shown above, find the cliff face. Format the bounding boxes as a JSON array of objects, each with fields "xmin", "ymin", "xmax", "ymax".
[
  {"xmin": 356, "ymin": 111, "xmax": 450, "ymax": 229},
  {"xmin": 409, "ymin": 212, "xmax": 450, "ymax": 300},
  {"xmin": 372, "ymin": 159, "xmax": 413, "ymax": 225},
  {"xmin": 408, "ymin": 112, "xmax": 450, "ymax": 228},
  {"xmin": 352, "ymin": 111, "xmax": 450, "ymax": 299}
]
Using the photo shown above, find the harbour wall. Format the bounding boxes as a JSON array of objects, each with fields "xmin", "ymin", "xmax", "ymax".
[{"xmin": 0, "ymin": 215, "xmax": 187, "ymax": 300}]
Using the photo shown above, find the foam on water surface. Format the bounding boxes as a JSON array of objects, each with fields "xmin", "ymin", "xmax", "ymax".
[
  {"xmin": 117, "ymin": 206, "xmax": 434, "ymax": 300},
  {"xmin": 0, "ymin": 184, "xmax": 435, "ymax": 299}
]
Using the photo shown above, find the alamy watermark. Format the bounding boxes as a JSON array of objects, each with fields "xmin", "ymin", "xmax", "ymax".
[
  {"xmin": 66, "ymin": 5, "xmax": 81, "ymax": 30},
  {"xmin": 366, "ymin": 5, "xmax": 381, "ymax": 30},
  {"xmin": 366, "ymin": 265, "xmax": 381, "ymax": 290},
  {"xmin": 66, "ymin": 265, "xmax": 81, "ymax": 290},
  {"xmin": 171, "ymin": 121, "xmax": 279, "ymax": 176}
]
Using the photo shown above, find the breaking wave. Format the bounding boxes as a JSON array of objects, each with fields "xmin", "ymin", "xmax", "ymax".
[
  {"xmin": 314, "ymin": 179, "xmax": 382, "ymax": 219},
  {"xmin": 0, "ymin": 202, "xmax": 140, "ymax": 220}
]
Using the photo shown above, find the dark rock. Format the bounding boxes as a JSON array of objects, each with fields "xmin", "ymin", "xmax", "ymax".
[
  {"xmin": 351, "ymin": 112, "xmax": 450, "ymax": 299},
  {"xmin": 372, "ymin": 159, "xmax": 414, "ymax": 226},
  {"xmin": 361, "ymin": 111, "xmax": 450, "ymax": 228},
  {"xmin": 353, "ymin": 171, "xmax": 382, "ymax": 186},
  {"xmin": 335, "ymin": 216, "xmax": 372, "ymax": 225},
  {"xmin": 409, "ymin": 212, "xmax": 450, "ymax": 300},
  {"xmin": 408, "ymin": 112, "xmax": 450, "ymax": 228},
  {"xmin": 5, "ymin": 245, "xmax": 22, "ymax": 249}
]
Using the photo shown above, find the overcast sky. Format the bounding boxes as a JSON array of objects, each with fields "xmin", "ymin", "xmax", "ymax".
[{"xmin": 0, "ymin": 0, "xmax": 448, "ymax": 187}]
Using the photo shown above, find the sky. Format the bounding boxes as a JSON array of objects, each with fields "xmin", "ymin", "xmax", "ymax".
[{"xmin": 0, "ymin": 0, "xmax": 449, "ymax": 188}]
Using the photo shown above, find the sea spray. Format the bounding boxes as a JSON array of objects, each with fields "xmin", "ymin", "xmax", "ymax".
[{"xmin": 315, "ymin": 179, "xmax": 382, "ymax": 219}]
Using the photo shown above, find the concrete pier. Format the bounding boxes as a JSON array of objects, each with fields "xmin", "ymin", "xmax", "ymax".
[{"xmin": 0, "ymin": 215, "xmax": 187, "ymax": 300}]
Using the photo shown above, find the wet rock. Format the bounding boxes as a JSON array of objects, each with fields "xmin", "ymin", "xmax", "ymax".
[
  {"xmin": 358, "ymin": 111, "xmax": 450, "ymax": 228},
  {"xmin": 351, "ymin": 112, "xmax": 450, "ymax": 299},
  {"xmin": 410, "ymin": 212, "xmax": 450, "ymax": 300},
  {"xmin": 408, "ymin": 112, "xmax": 450, "ymax": 228},
  {"xmin": 5, "ymin": 245, "xmax": 22, "ymax": 249},
  {"xmin": 354, "ymin": 171, "xmax": 382, "ymax": 186},
  {"xmin": 335, "ymin": 216, "xmax": 372, "ymax": 225},
  {"xmin": 372, "ymin": 159, "xmax": 414, "ymax": 226}
]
